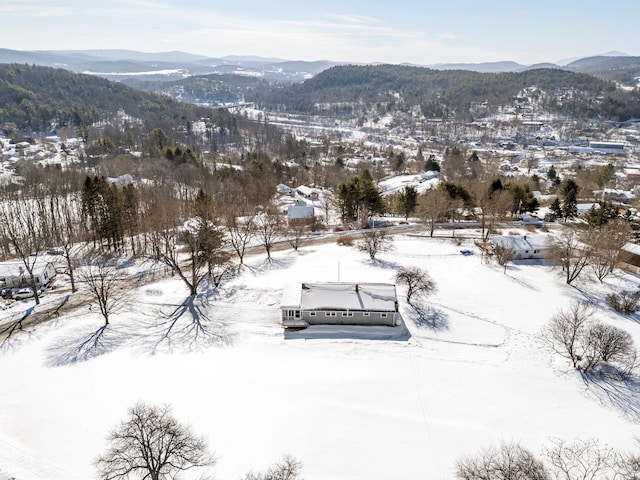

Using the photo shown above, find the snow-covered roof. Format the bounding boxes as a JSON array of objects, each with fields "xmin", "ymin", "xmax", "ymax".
[
  {"xmin": 0, "ymin": 261, "xmax": 54, "ymax": 280},
  {"xmin": 490, "ymin": 234, "xmax": 550, "ymax": 252},
  {"xmin": 287, "ymin": 205, "xmax": 314, "ymax": 218},
  {"xmin": 298, "ymin": 282, "xmax": 397, "ymax": 312},
  {"xmin": 622, "ymin": 242, "xmax": 640, "ymax": 257}
]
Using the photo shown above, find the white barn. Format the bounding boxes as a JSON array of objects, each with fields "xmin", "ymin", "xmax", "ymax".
[{"xmin": 281, "ymin": 282, "xmax": 399, "ymax": 328}]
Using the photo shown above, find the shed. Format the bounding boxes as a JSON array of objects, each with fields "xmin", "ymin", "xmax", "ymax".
[{"xmin": 281, "ymin": 282, "xmax": 399, "ymax": 328}]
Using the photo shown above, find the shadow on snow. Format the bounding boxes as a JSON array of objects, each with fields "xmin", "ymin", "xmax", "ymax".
[
  {"xmin": 284, "ymin": 314, "xmax": 411, "ymax": 341},
  {"xmin": 139, "ymin": 291, "xmax": 233, "ymax": 355},
  {"xmin": 582, "ymin": 372, "xmax": 640, "ymax": 424},
  {"xmin": 45, "ymin": 323, "xmax": 131, "ymax": 367},
  {"xmin": 404, "ymin": 302, "xmax": 450, "ymax": 331}
]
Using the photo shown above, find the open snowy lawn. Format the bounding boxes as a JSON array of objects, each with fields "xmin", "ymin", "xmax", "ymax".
[{"xmin": 1, "ymin": 234, "xmax": 639, "ymax": 479}]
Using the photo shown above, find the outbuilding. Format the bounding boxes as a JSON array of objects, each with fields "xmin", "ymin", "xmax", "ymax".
[{"xmin": 281, "ymin": 282, "xmax": 399, "ymax": 328}]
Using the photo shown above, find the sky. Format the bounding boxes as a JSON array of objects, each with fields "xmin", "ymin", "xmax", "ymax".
[{"xmin": 2, "ymin": 0, "xmax": 640, "ymax": 65}]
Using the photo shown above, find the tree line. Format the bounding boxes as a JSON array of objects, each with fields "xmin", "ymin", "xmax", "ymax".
[{"xmin": 247, "ymin": 64, "xmax": 640, "ymax": 121}]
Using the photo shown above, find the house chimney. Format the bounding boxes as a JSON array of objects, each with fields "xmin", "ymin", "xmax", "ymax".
[{"xmin": 355, "ymin": 283, "xmax": 359, "ymax": 292}]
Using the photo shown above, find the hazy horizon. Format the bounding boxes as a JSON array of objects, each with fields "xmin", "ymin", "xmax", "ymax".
[{"xmin": 2, "ymin": 0, "xmax": 639, "ymax": 66}]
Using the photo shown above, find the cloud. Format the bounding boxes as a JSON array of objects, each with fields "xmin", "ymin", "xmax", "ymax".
[
  {"xmin": 322, "ymin": 13, "xmax": 382, "ymax": 26},
  {"xmin": 436, "ymin": 32, "xmax": 457, "ymax": 41}
]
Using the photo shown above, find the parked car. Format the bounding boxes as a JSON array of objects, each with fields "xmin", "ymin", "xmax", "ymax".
[{"xmin": 12, "ymin": 288, "xmax": 35, "ymax": 300}]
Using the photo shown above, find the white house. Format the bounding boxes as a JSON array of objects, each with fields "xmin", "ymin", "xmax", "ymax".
[
  {"xmin": 296, "ymin": 185, "xmax": 319, "ymax": 200},
  {"xmin": 281, "ymin": 282, "xmax": 399, "ymax": 328},
  {"xmin": 490, "ymin": 234, "xmax": 551, "ymax": 260},
  {"xmin": 0, "ymin": 261, "xmax": 56, "ymax": 289},
  {"xmin": 287, "ymin": 201, "xmax": 315, "ymax": 225}
]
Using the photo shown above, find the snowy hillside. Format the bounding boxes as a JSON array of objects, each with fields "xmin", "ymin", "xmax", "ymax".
[{"xmin": 0, "ymin": 233, "xmax": 638, "ymax": 479}]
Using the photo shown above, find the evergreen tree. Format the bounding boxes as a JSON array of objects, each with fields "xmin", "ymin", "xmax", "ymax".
[
  {"xmin": 390, "ymin": 152, "xmax": 405, "ymax": 173},
  {"xmin": 334, "ymin": 169, "xmax": 384, "ymax": 225},
  {"xmin": 424, "ymin": 154, "xmax": 440, "ymax": 172},
  {"xmin": 505, "ymin": 182, "xmax": 538, "ymax": 214},
  {"xmin": 394, "ymin": 186, "xmax": 418, "ymax": 220},
  {"xmin": 549, "ymin": 197, "xmax": 562, "ymax": 220},
  {"xmin": 559, "ymin": 179, "xmax": 580, "ymax": 221},
  {"xmin": 584, "ymin": 200, "xmax": 618, "ymax": 228}
]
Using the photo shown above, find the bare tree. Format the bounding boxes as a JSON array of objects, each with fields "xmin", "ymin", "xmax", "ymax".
[
  {"xmin": 581, "ymin": 322, "xmax": 636, "ymax": 375},
  {"xmin": 95, "ymin": 403, "xmax": 215, "ymax": 480},
  {"xmin": 419, "ymin": 188, "xmax": 452, "ymax": 237},
  {"xmin": 49, "ymin": 192, "xmax": 84, "ymax": 293},
  {"xmin": 150, "ymin": 189, "xmax": 229, "ymax": 295},
  {"xmin": 542, "ymin": 302, "xmax": 637, "ymax": 376},
  {"xmin": 286, "ymin": 223, "xmax": 310, "ymax": 252},
  {"xmin": 542, "ymin": 302, "xmax": 595, "ymax": 369},
  {"xmin": 606, "ymin": 290, "xmax": 640, "ymax": 314},
  {"xmin": 548, "ymin": 229, "xmax": 593, "ymax": 285},
  {"xmin": 0, "ymin": 196, "xmax": 48, "ymax": 305},
  {"xmin": 494, "ymin": 244, "xmax": 516, "ymax": 274},
  {"xmin": 586, "ymin": 219, "xmax": 631, "ymax": 282},
  {"xmin": 319, "ymin": 193, "xmax": 333, "ymax": 226},
  {"xmin": 395, "ymin": 266, "xmax": 436, "ymax": 303},
  {"xmin": 357, "ymin": 228, "xmax": 393, "ymax": 260},
  {"xmin": 78, "ymin": 252, "xmax": 131, "ymax": 325},
  {"xmin": 620, "ymin": 440, "xmax": 640, "ymax": 480},
  {"xmin": 243, "ymin": 455, "xmax": 303, "ymax": 480},
  {"xmin": 483, "ymin": 189, "xmax": 513, "ymax": 239},
  {"xmin": 255, "ymin": 204, "xmax": 284, "ymax": 261},
  {"xmin": 225, "ymin": 209, "xmax": 256, "ymax": 266},
  {"xmin": 456, "ymin": 441, "xmax": 549, "ymax": 480},
  {"xmin": 542, "ymin": 438, "xmax": 621, "ymax": 480}
]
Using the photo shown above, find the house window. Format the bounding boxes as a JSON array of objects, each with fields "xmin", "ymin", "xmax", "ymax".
[
  {"xmin": 295, "ymin": 310, "xmax": 300, "ymax": 318},
  {"xmin": 341, "ymin": 312, "xmax": 353, "ymax": 317},
  {"xmin": 363, "ymin": 312, "xmax": 370, "ymax": 317},
  {"xmin": 325, "ymin": 312, "xmax": 336, "ymax": 317},
  {"xmin": 381, "ymin": 313, "xmax": 387, "ymax": 318},
  {"xmin": 310, "ymin": 312, "xmax": 316, "ymax": 317}
]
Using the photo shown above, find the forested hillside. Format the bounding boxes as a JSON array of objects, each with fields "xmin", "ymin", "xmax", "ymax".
[
  {"xmin": 566, "ymin": 55, "xmax": 640, "ymax": 85},
  {"xmin": 247, "ymin": 64, "xmax": 640, "ymax": 121},
  {"xmin": 0, "ymin": 64, "xmax": 209, "ymax": 131},
  {"xmin": 125, "ymin": 73, "xmax": 268, "ymax": 105}
]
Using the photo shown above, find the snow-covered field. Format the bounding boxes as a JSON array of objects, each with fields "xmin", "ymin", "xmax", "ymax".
[{"xmin": 1, "ymin": 234, "xmax": 639, "ymax": 479}]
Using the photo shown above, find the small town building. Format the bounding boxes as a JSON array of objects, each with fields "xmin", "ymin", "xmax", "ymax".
[
  {"xmin": 489, "ymin": 234, "xmax": 550, "ymax": 260},
  {"xmin": 589, "ymin": 141, "xmax": 626, "ymax": 152},
  {"xmin": 281, "ymin": 282, "xmax": 399, "ymax": 328},
  {"xmin": 296, "ymin": 185, "xmax": 319, "ymax": 200},
  {"xmin": 618, "ymin": 242, "xmax": 640, "ymax": 274},
  {"xmin": 0, "ymin": 261, "xmax": 56, "ymax": 289},
  {"xmin": 287, "ymin": 201, "xmax": 315, "ymax": 225}
]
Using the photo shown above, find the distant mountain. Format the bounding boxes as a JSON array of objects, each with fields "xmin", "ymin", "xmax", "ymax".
[
  {"xmin": 565, "ymin": 55, "xmax": 640, "ymax": 85},
  {"xmin": 55, "ymin": 49, "xmax": 210, "ymax": 63},
  {"xmin": 429, "ymin": 61, "xmax": 526, "ymax": 73},
  {"xmin": 1, "ymin": 48, "xmax": 638, "ymax": 88},
  {"xmin": 0, "ymin": 48, "xmax": 338, "ymax": 83},
  {"xmin": 220, "ymin": 55, "xmax": 288, "ymax": 64},
  {"xmin": 428, "ymin": 55, "xmax": 640, "ymax": 86}
]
